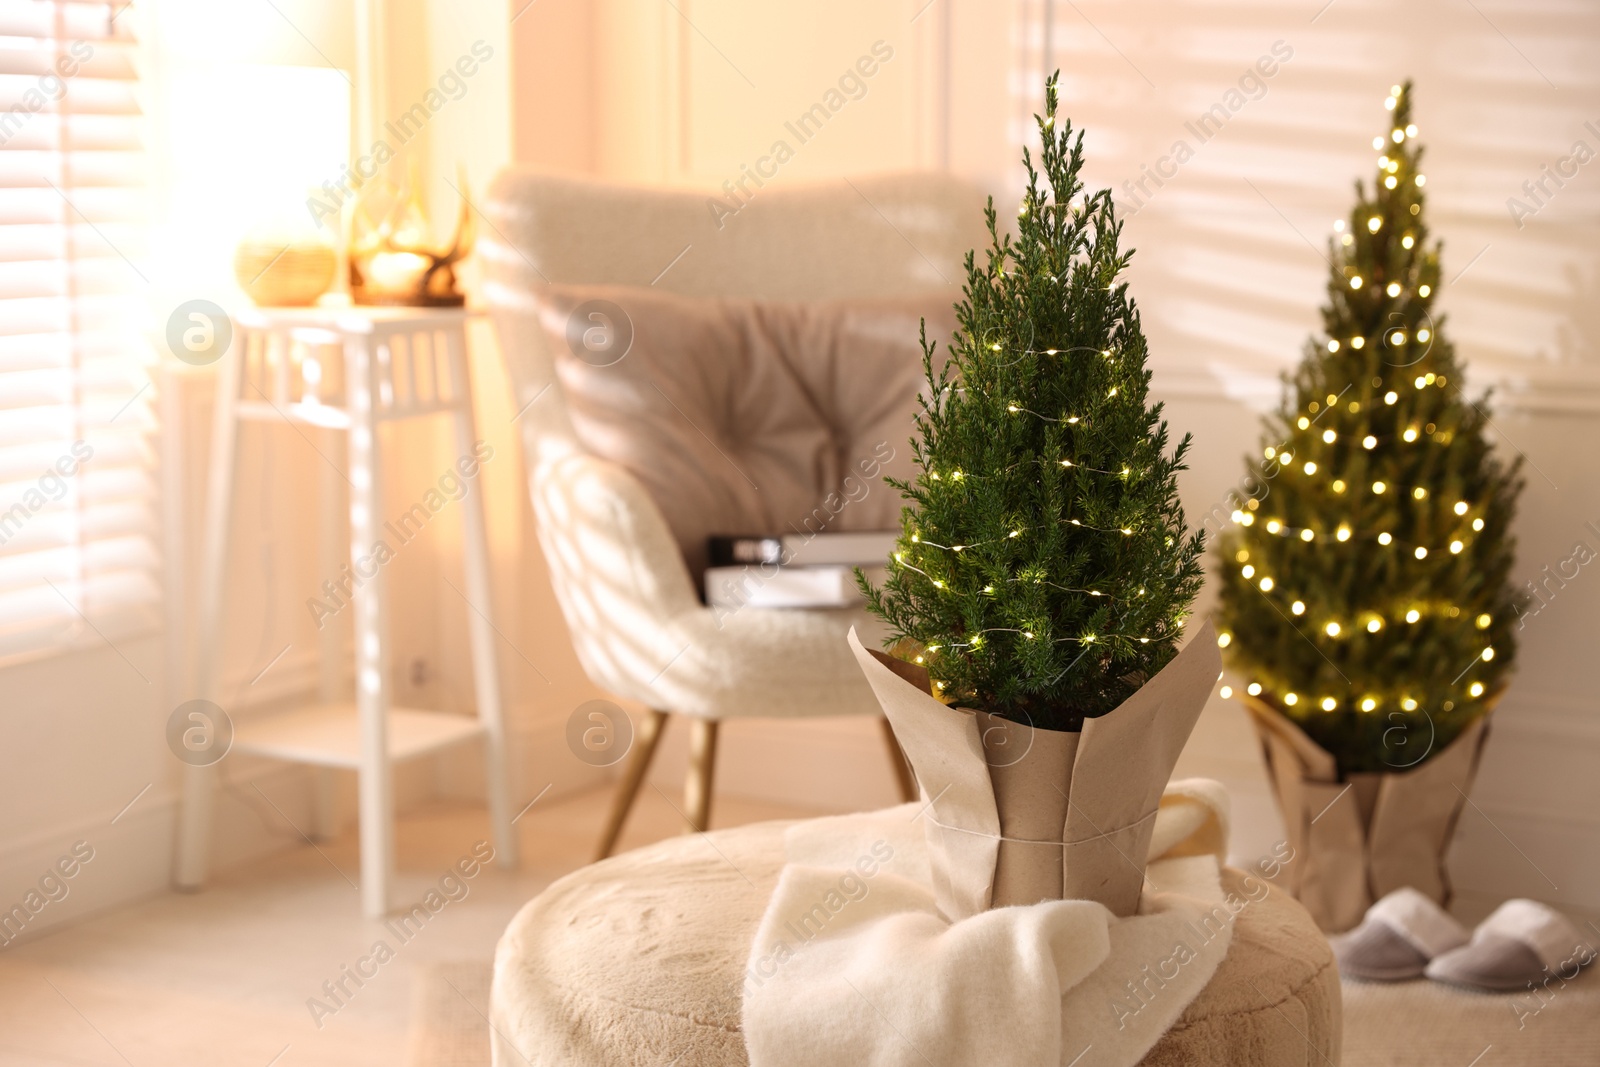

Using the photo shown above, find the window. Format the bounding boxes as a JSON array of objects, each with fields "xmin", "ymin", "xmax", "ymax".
[
  {"xmin": 0, "ymin": 0, "xmax": 156, "ymax": 661},
  {"xmin": 1011, "ymin": 1, "xmax": 1592, "ymax": 408}
]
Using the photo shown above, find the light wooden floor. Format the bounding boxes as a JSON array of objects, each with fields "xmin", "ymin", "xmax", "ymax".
[{"xmin": 0, "ymin": 785, "xmax": 821, "ymax": 1067}]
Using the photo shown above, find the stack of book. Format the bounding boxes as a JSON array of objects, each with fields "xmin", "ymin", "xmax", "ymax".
[{"xmin": 704, "ymin": 532, "xmax": 897, "ymax": 609}]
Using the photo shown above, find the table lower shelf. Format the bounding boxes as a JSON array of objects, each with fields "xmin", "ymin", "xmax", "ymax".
[{"xmin": 231, "ymin": 703, "xmax": 487, "ymax": 768}]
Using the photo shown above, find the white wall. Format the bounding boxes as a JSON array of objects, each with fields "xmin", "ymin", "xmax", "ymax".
[{"xmin": 6, "ymin": 0, "xmax": 1595, "ymax": 947}]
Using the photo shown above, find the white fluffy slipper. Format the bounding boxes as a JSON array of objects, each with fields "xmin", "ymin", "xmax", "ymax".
[
  {"xmin": 1425, "ymin": 899, "xmax": 1597, "ymax": 993},
  {"xmin": 1332, "ymin": 887, "xmax": 1470, "ymax": 982}
]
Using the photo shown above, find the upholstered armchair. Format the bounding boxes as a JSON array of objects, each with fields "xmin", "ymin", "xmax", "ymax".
[{"xmin": 481, "ymin": 170, "xmax": 990, "ymax": 857}]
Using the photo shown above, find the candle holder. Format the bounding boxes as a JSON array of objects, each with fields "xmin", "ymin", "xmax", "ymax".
[{"xmin": 349, "ymin": 165, "xmax": 474, "ymax": 307}]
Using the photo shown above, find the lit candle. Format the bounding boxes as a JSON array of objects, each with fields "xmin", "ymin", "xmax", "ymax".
[{"xmin": 366, "ymin": 250, "xmax": 430, "ymax": 292}]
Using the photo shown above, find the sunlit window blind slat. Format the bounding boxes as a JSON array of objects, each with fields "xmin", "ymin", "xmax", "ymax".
[
  {"xmin": 0, "ymin": 0, "xmax": 156, "ymax": 661},
  {"xmin": 1012, "ymin": 0, "xmax": 1599, "ymax": 402}
]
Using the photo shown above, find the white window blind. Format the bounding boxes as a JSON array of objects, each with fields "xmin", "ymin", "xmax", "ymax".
[
  {"xmin": 0, "ymin": 0, "xmax": 156, "ymax": 662},
  {"xmin": 1011, "ymin": 1, "xmax": 1597, "ymax": 406}
]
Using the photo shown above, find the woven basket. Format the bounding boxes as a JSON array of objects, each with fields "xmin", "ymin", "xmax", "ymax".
[{"xmin": 233, "ymin": 239, "xmax": 336, "ymax": 307}]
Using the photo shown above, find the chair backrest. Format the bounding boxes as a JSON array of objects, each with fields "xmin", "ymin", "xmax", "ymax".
[{"xmin": 480, "ymin": 168, "xmax": 991, "ymax": 468}]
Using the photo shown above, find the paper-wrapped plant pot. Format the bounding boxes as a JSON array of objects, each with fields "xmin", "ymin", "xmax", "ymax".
[
  {"xmin": 1241, "ymin": 691, "xmax": 1495, "ymax": 933},
  {"xmin": 848, "ymin": 621, "xmax": 1221, "ymax": 919}
]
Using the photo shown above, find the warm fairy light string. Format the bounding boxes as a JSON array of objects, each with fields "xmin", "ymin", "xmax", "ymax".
[
  {"xmin": 893, "ymin": 520, "xmax": 1172, "ymax": 650},
  {"xmin": 927, "ymin": 626, "xmax": 1156, "ymax": 657},
  {"xmin": 1215, "ymin": 85, "xmax": 1497, "ymax": 715},
  {"xmin": 891, "ymin": 342, "xmax": 1178, "ymax": 653}
]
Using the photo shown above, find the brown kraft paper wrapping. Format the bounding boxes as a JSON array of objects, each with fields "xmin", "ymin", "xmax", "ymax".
[
  {"xmin": 977, "ymin": 712, "xmax": 1077, "ymax": 907},
  {"xmin": 847, "ymin": 621, "xmax": 1221, "ymax": 919},
  {"xmin": 1243, "ymin": 692, "xmax": 1495, "ymax": 932}
]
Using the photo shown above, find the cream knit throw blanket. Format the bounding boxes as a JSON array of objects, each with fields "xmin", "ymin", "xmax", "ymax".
[{"xmin": 742, "ymin": 779, "xmax": 1237, "ymax": 1067}]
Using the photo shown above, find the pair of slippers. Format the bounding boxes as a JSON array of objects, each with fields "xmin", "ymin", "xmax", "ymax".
[{"xmin": 1333, "ymin": 888, "xmax": 1596, "ymax": 992}]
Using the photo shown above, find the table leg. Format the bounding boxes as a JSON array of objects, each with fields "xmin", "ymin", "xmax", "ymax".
[
  {"xmin": 175, "ymin": 329, "xmax": 245, "ymax": 890},
  {"xmin": 447, "ymin": 326, "xmax": 518, "ymax": 869},
  {"xmin": 349, "ymin": 334, "xmax": 393, "ymax": 918}
]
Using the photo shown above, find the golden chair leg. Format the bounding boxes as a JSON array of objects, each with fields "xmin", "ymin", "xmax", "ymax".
[
  {"xmin": 880, "ymin": 716, "xmax": 918, "ymax": 803},
  {"xmin": 594, "ymin": 708, "xmax": 669, "ymax": 862},
  {"xmin": 684, "ymin": 718, "xmax": 720, "ymax": 833}
]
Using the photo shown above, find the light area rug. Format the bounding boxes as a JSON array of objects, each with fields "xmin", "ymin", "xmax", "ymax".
[
  {"xmin": 1340, "ymin": 965, "xmax": 1600, "ymax": 1066},
  {"xmin": 409, "ymin": 961, "xmax": 1600, "ymax": 1067}
]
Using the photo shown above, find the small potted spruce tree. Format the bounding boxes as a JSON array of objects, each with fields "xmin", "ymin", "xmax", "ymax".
[{"xmin": 852, "ymin": 75, "xmax": 1220, "ymax": 918}]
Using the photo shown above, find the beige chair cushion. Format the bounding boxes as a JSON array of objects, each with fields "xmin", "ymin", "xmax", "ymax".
[
  {"xmin": 491, "ymin": 818, "xmax": 1341, "ymax": 1066},
  {"xmin": 536, "ymin": 283, "xmax": 957, "ymax": 579}
]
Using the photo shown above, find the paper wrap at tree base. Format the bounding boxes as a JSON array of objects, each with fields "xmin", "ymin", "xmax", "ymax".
[
  {"xmin": 849, "ymin": 621, "xmax": 1221, "ymax": 919},
  {"xmin": 1241, "ymin": 691, "xmax": 1495, "ymax": 933}
]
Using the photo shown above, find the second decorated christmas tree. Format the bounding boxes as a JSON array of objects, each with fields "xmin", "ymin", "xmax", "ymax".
[{"xmin": 1217, "ymin": 81, "xmax": 1522, "ymax": 774}]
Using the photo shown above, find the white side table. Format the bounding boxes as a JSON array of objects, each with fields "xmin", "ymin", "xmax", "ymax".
[{"xmin": 174, "ymin": 305, "xmax": 519, "ymax": 917}]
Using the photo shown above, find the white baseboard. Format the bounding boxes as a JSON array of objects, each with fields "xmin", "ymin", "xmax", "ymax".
[
  {"xmin": 0, "ymin": 714, "xmax": 602, "ymax": 953},
  {"xmin": 644, "ymin": 713, "xmax": 914, "ymax": 815},
  {"xmin": 6, "ymin": 691, "xmax": 1594, "ymax": 953},
  {"xmin": 436, "ymin": 713, "xmax": 616, "ymax": 807},
  {"xmin": 0, "ymin": 759, "xmax": 321, "ymax": 952},
  {"xmin": 629, "ymin": 690, "xmax": 1600, "ymax": 912}
]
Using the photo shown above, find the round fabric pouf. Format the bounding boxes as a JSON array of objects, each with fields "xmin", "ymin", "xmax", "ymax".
[{"xmin": 490, "ymin": 818, "xmax": 1340, "ymax": 1066}]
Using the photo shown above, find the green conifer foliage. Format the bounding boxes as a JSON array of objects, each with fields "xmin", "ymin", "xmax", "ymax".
[
  {"xmin": 862, "ymin": 75, "xmax": 1204, "ymax": 732},
  {"xmin": 1216, "ymin": 82, "xmax": 1522, "ymax": 773}
]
